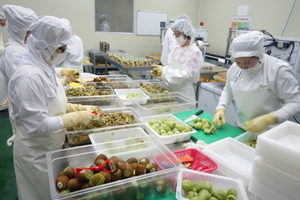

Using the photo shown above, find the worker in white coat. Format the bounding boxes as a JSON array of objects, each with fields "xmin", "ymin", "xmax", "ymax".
[
  {"xmin": 8, "ymin": 16, "xmax": 97, "ymax": 200},
  {"xmin": 99, "ymin": 15, "xmax": 110, "ymax": 32},
  {"xmin": 160, "ymin": 14, "xmax": 192, "ymax": 66},
  {"xmin": 213, "ymin": 31, "xmax": 300, "ymax": 133},
  {"xmin": 57, "ymin": 19, "xmax": 84, "ymax": 72},
  {"xmin": 152, "ymin": 19, "xmax": 204, "ymax": 101},
  {"xmin": 0, "ymin": 12, "xmax": 7, "ymax": 111}
]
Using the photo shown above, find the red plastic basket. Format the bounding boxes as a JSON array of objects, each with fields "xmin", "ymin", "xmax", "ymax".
[{"xmin": 173, "ymin": 148, "xmax": 218, "ymax": 173}]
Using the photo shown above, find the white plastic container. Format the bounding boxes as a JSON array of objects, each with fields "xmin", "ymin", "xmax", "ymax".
[
  {"xmin": 176, "ymin": 168, "xmax": 249, "ymax": 200},
  {"xmin": 135, "ymin": 79, "xmax": 173, "ymax": 95},
  {"xmin": 114, "ymin": 88, "xmax": 150, "ymax": 105},
  {"xmin": 234, "ymin": 131, "xmax": 257, "ymax": 150},
  {"xmin": 89, "ymin": 126, "xmax": 149, "ymax": 145},
  {"xmin": 202, "ymin": 137, "xmax": 255, "ymax": 186},
  {"xmin": 250, "ymin": 156, "xmax": 300, "ymax": 199},
  {"xmin": 256, "ymin": 121, "xmax": 300, "ymax": 176},
  {"xmin": 142, "ymin": 114, "xmax": 197, "ymax": 144}
]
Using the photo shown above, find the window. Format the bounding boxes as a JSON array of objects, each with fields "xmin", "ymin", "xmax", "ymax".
[{"xmin": 95, "ymin": 0, "xmax": 134, "ymax": 33}]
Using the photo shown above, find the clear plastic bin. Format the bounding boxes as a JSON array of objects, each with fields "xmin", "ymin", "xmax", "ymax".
[
  {"xmin": 65, "ymin": 85, "xmax": 115, "ymax": 101},
  {"xmin": 80, "ymin": 74, "xmax": 133, "ymax": 82},
  {"xmin": 46, "ymin": 135, "xmax": 180, "ymax": 200},
  {"xmin": 68, "ymin": 96, "xmax": 125, "ymax": 109},
  {"xmin": 83, "ymin": 80, "xmax": 138, "ymax": 90},
  {"xmin": 135, "ymin": 79, "xmax": 173, "ymax": 95},
  {"xmin": 142, "ymin": 114, "xmax": 197, "ymax": 144},
  {"xmin": 66, "ymin": 107, "xmax": 144, "ymax": 146},
  {"xmin": 114, "ymin": 88, "xmax": 150, "ymax": 105},
  {"xmin": 131, "ymin": 92, "xmax": 197, "ymax": 117},
  {"xmin": 176, "ymin": 168, "xmax": 249, "ymax": 200}
]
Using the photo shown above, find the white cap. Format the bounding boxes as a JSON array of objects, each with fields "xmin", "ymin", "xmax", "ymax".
[
  {"xmin": 232, "ymin": 31, "xmax": 264, "ymax": 58},
  {"xmin": 176, "ymin": 14, "xmax": 192, "ymax": 23}
]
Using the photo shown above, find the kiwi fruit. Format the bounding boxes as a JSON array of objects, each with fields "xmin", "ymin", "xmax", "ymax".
[
  {"xmin": 138, "ymin": 157, "xmax": 150, "ymax": 165},
  {"xmin": 129, "ymin": 162, "xmax": 138, "ymax": 170},
  {"xmin": 126, "ymin": 157, "xmax": 138, "ymax": 164},
  {"xmin": 146, "ymin": 163, "xmax": 157, "ymax": 173},
  {"xmin": 111, "ymin": 168, "xmax": 123, "ymax": 181},
  {"xmin": 57, "ymin": 171, "xmax": 64, "ymax": 177},
  {"xmin": 117, "ymin": 160, "xmax": 126, "ymax": 170},
  {"xmin": 99, "ymin": 171, "xmax": 112, "ymax": 183},
  {"xmin": 81, "ymin": 182, "xmax": 90, "ymax": 190},
  {"xmin": 155, "ymin": 179, "xmax": 167, "ymax": 194},
  {"xmin": 67, "ymin": 178, "xmax": 82, "ymax": 192},
  {"xmin": 63, "ymin": 166, "xmax": 76, "ymax": 179},
  {"xmin": 60, "ymin": 189, "xmax": 70, "ymax": 194},
  {"xmin": 94, "ymin": 159, "xmax": 106, "ymax": 166},
  {"xmin": 89, "ymin": 173, "xmax": 105, "ymax": 187},
  {"xmin": 55, "ymin": 175, "xmax": 69, "ymax": 191},
  {"xmin": 122, "ymin": 164, "xmax": 134, "ymax": 178},
  {"xmin": 135, "ymin": 164, "xmax": 146, "ymax": 176},
  {"xmin": 109, "ymin": 156, "xmax": 120, "ymax": 162},
  {"xmin": 106, "ymin": 158, "xmax": 119, "ymax": 171},
  {"xmin": 94, "ymin": 153, "xmax": 108, "ymax": 162},
  {"xmin": 77, "ymin": 169, "xmax": 94, "ymax": 183}
]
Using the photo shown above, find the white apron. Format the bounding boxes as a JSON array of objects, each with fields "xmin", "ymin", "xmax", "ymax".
[
  {"xmin": 13, "ymin": 66, "xmax": 67, "ymax": 200},
  {"xmin": 232, "ymin": 64, "xmax": 281, "ymax": 130},
  {"xmin": 167, "ymin": 44, "xmax": 196, "ymax": 100}
]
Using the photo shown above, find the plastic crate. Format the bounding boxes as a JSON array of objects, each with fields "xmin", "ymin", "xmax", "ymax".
[
  {"xmin": 172, "ymin": 148, "xmax": 218, "ymax": 173},
  {"xmin": 46, "ymin": 135, "xmax": 180, "ymax": 200},
  {"xmin": 176, "ymin": 168, "xmax": 249, "ymax": 200}
]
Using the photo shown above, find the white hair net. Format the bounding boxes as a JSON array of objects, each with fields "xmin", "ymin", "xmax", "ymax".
[
  {"xmin": 176, "ymin": 14, "xmax": 192, "ymax": 23},
  {"xmin": 171, "ymin": 19, "xmax": 195, "ymax": 38},
  {"xmin": 0, "ymin": 12, "xmax": 5, "ymax": 20},
  {"xmin": 3, "ymin": 5, "xmax": 37, "ymax": 44},
  {"xmin": 100, "ymin": 15, "xmax": 107, "ymax": 22},
  {"xmin": 232, "ymin": 31, "xmax": 264, "ymax": 58},
  {"xmin": 27, "ymin": 16, "xmax": 72, "ymax": 63}
]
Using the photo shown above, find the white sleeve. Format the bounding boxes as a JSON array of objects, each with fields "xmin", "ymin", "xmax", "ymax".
[
  {"xmin": 9, "ymin": 73, "xmax": 65, "ymax": 135},
  {"xmin": 216, "ymin": 66, "xmax": 234, "ymax": 111},
  {"xmin": 65, "ymin": 35, "xmax": 84, "ymax": 66}
]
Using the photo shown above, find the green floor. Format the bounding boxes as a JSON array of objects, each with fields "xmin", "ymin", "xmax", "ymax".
[{"xmin": 0, "ymin": 111, "xmax": 18, "ymax": 200}]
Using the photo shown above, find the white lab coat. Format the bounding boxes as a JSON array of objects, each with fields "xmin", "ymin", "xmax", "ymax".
[
  {"xmin": 161, "ymin": 42, "xmax": 203, "ymax": 101},
  {"xmin": 9, "ymin": 65, "xmax": 67, "ymax": 200},
  {"xmin": 100, "ymin": 21, "xmax": 110, "ymax": 32},
  {"xmin": 57, "ymin": 34, "xmax": 84, "ymax": 71},
  {"xmin": 161, "ymin": 27, "xmax": 177, "ymax": 66},
  {"xmin": 217, "ymin": 54, "xmax": 300, "ymax": 129}
]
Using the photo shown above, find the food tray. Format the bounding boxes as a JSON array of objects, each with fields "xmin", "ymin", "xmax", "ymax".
[
  {"xmin": 202, "ymin": 137, "xmax": 255, "ymax": 186},
  {"xmin": 80, "ymin": 74, "xmax": 133, "ymax": 82},
  {"xmin": 250, "ymin": 156, "xmax": 300, "ymax": 199},
  {"xmin": 255, "ymin": 121, "xmax": 300, "ymax": 176},
  {"xmin": 142, "ymin": 114, "xmax": 197, "ymax": 144},
  {"xmin": 131, "ymin": 92, "xmax": 197, "ymax": 117},
  {"xmin": 66, "ymin": 107, "xmax": 144, "ymax": 146},
  {"xmin": 176, "ymin": 168, "xmax": 248, "ymax": 200},
  {"xmin": 68, "ymin": 96, "xmax": 125, "ymax": 109},
  {"xmin": 89, "ymin": 126, "xmax": 149, "ymax": 145},
  {"xmin": 234, "ymin": 131, "xmax": 258, "ymax": 150},
  {"xmin": 114, "ymin": 88, "xmax": 150, "ymax": 105},
  {"xmin": 46, "ymin": 135, "xmax": 180, "ymax": 200},
  {"xmin": 83, "ymin": 80, "xmax": 138, "ymax": 89},
  {"xmin": 172, "ymin": 148, "xmax": 217, "ymax": 173},
  {"xmin": 65, "ymin": 85, "xmax": 115, "ymax": 101},
  {"xmin": 135, "ymin": 79, "xmax": 173, "ymax": 95}
]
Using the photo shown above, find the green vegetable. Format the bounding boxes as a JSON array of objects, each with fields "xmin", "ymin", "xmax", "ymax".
[
  {"xmin": 202, "ymin": 181, "xmax": 213, "ymax": 193},
  {"xmin": 194, "ymin": 181, "xmax": 204, "ymax": 192},
  {"xmin": 186, "ymin": 191, "xmax": 198, "ymax": 199},
  {"xmin": 182, "ymin": 179, "xmax": 194, "ymax": 193},
  {"xmin": 204, "ymin": 128, "xmax": 211, "ymax": 135},
  {"xmin": 227, "ymin": 188, "xmax": 237, "ymax": 197},
  {"xmin": 212, "ymin": 188, "xmax": 227, "ymax": 200},
  {"xmin": 198, "ymin": 189, "xmax": 211, "ymax": 200},
  {"xmin": 209, "ymin": 197, "xmax": 218, "ymax": 200},
  {"xmin": 202, "ymin": 123, "xmax": 211, "ymax": 130},
  {"xmin": 194, "ymin": 122, "xmax": 203, "ymax": 130},
  {"xmin": 225, "ymin": 194, "xmax": 237, "ymax": 200}
]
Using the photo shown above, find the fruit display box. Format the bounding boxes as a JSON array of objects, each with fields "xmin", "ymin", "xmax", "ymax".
[
  {"xmin": 142, "ymin": 114, "xmax": 197, "ymax": 144},
  {"xmin": 65, "ymin": 85, "xmax": 116, "ymax": 101},
  {"xmin": 176, "ymin": 168, "xmax": 248, "ymax": 200},
  {"xmin": 89, "ymin": 126, "xmax": 149, "ymax": 145},
  {"xmin": 46, "ymin": 135, "xmax": 180, "ymax": 200},
  {"xmin": 68, "ymin": 96, "xmax": 125, "ymax": 109},
  {"xmin": 202, "ymin": 137, "xmax": 255, "ymax": 186},
  {"xmin": 114, "ymin": 88, "xmax": 150, "ymax": 105},
  {"xmin": 66, "ymin": 107, "xmax": 144, "ymax": 146},
  {"xmin": 135, "ymin": 79, "xmax": 173, "ymax": 95},
  {"xmin": 255, "ymin": 121, "xmax": 300, "ymax": 176},
  {"xmin": 131, "ymin": 92, "xmax": 197, "ymax": 117}
]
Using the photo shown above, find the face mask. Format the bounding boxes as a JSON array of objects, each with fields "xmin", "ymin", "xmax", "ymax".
[
  {"xmin": 176, "ymin": 35, "xmax": 187, "ymax": 45},
  {"xmin": 241, "ymin": 61, "xmax": 262, "ymax": 75},
  {"xmin": 49, "ymin": 51, "xmax": 67, "ymax": 65}
]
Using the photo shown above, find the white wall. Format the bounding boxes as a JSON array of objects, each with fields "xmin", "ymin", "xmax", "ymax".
[
  {"xmin": 0, "ymin": 0, "xmax": 200, "ymax": 58},
  {"xmin": 198, "ymin": 0, "xmax": 300, "ymax": 57}
]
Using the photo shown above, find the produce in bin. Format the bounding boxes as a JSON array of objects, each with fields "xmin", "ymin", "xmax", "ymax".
[
  {"xmin": 148, "ymin": 118, "xmax": 193, "ymax": 136},
  {"xmin": 126, "ymin": 92, "xmax": 143, "ymax": 98},
  {"xmin": 139, "ymin": 82, "xmax": 169, "ymax": 94},
  {"xmin": 65, "ymin": 69, "xmax": 80, "ymax": 84},
  {"xmin": 189, "ymin": 117, "xmax": 217, "ymax": 135},
  {"xmin": 65, "ymin": 86, "xmax": 112, "ymax": 97},
  {"xmin": 242, "ymin": 134, "xmax": 257, "ymax": 148},
  {"xmin": 54, "ymin": 153, "xmax": 172, "ymax": 199},
  {"xmin": 182, "ymin": 179, "xmax": 238, "ymax": 200}
]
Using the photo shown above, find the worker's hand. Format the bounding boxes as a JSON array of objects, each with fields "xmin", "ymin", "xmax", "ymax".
[
  {"xmin": 60, "ymin": 111, "xmax": 95, "ymax": 128},
  {"xmin": 61, "ymin": 68, "xmax": 80, "ymax": 83},
  {"xmin": 66, "ymin": 103, "xmax": 101, "ymax": 113},
  {"xmin": 213, "ymin": 109, "xmax": 226, "ymax": 127},
  {"xmin": 151, "ymin": 65, "xmax": 163, "ymax": 77},
  {"xmin": 59, "ymin": 79, "xmax": 67, "ymax": 86},
  {"xmin": 244, "ymin": 113, "xmax": 276, "ymax": 133}
]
